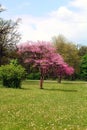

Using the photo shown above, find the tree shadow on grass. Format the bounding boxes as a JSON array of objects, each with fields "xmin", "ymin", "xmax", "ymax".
[
  {"xmin": 62, "ymin": 82, "xmax": 87, "ymax": 84},
  {"xmin": 20, "ymin": 87, "xmax": 31, "ymax": 90},
  {"xmin": 44, "ymin": 88, "xmax": 78, "ymax": 92}
]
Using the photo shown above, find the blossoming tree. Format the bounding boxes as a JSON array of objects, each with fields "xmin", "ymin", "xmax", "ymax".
[{"xmin": 17, "ymin": 41, "xmax": 74, "ymax": 89}]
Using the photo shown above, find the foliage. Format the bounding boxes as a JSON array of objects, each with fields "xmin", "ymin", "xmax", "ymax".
[
  {"xmin": 80, "ymin": 54, "xmax": 87, "ymax": 80},
  {"xmin": 10, "ymin": 59, "xmax": 19, "ymax": 66},
  {"xmin": 78, "ymin": 45, "xmax": 87, "ymax": 57},
  {"xmin": 0, "ymin": 80, "xmax": 87, "ymax": 130},
  {"xmin": 17, "ymin": 41, "xmax": 74, "ymax": 88},
  {"xmin": 0, "ymin": 5, "xmax": 21, "ymax": 66},
  {"xmin": 52, "ymin": 35, "xmax": 80, "ymax": 75},
  {"xmin": 0, "ymin": 60, "xmax": 26, "ymax": 88},
  {"xmin": 0, "ymin": 4, "xmax": 5, "ymax": 12},
  {"xmin": 26, "ymin": 72, "xmax": 40, "ymax": 80}
]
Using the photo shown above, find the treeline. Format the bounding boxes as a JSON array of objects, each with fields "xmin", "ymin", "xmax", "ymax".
[
  {"xmin": 0, "ymin": 5, "xmax": 87, "ymax": 81},
  {"xmin": 52, "ymin": 35, "xmax": 87, "ymax": 80}
]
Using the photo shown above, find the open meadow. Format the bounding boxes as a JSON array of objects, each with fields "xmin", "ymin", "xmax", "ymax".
[{"xmin": 0, "ymin": 80, "xmax": 87, "ymax": 130}]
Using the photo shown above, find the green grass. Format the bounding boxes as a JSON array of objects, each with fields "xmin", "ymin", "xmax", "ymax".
[{"xmin": 0, "ymin": 80, "xmax": 87, "ymax": 130}]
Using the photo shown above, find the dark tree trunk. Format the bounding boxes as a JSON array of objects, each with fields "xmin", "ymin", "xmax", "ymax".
[
  {"xmin": 0, "ymin": 56, "xmax": 1, "ymax": 66},
  {"xmin": 58, "ymin": 75, "xmax": 62, "ymax": 83},
  {"xmin": 40, "ymin": 75, "xmax": 44, "ymax": 89}
]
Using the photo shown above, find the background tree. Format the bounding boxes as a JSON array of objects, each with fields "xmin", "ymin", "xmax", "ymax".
[
  {"xmin": 52, "ymin": 35, "xmax": 80, "ymax": 79},
  {"xmin": 78, "ymin": 46, "xmax": 87, "ymax": 57},
  {"xmin": 0, "ymin": 5, "xmax": 21, "ymax": 66},
  {"xmin": 80, "ymin": 54, "xmax": 87, "ymax": 80}
]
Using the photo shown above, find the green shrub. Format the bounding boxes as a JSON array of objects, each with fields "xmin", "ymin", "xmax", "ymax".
[
  {"xmin": 27, "ymin": 72, "xmax": 40, "ymax": 80},
  {"xmin": 0, "ymin": 63, "xmax": 26, "ymax": 88}
]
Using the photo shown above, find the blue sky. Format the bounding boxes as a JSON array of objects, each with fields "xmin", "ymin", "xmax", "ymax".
[
  {"xmin": 0, "ymin": 0, "xmax": 70, "ymax": 16},
  {"xmin": 0, "ymin": 0, "xmax": 87, "ymax": 45}
]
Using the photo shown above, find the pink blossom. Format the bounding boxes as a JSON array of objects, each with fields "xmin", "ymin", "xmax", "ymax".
[{"xmin": 17, "ymin": 40, "xmax": 74, "ymax": 88}]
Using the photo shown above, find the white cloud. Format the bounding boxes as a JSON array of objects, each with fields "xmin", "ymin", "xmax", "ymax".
[
  {"xmin": 69, "ymin": 0, "xmax": 87, "ymax": 10},
  {"xmin": 18, "ymin": 0, "xmax": 87, "ymax": 45},
  {"xmin": 49, "ymin": 6, "xmax": 73, "ymax": 20}
]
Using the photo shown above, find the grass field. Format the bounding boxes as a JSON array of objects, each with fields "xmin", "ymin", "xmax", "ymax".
[{"xmin": 0, "ymin": 80, "xmax": 87, "ymax": 130}]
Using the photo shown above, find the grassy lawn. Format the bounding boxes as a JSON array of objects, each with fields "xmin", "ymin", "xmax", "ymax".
[{"xmin": 0, "ymin": 80, "xmax": 87, "ymax": 130}]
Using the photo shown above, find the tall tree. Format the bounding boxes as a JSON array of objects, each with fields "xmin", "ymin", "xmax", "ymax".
[{"xmin": 0, "ymin": 5, "xmax": 21, "ymax": 66}]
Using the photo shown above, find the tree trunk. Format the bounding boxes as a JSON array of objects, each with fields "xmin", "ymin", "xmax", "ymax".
[
  {"xmin": 58, "ymin": 75, "xmax": 62, "ymax": 83},
  {"xmin": 40, "ymin": 76, "xmax": 44, "ymax": 89},
  {"xmin": 0, "ymin": 45, "xmax": 3, "ymax": 66}
]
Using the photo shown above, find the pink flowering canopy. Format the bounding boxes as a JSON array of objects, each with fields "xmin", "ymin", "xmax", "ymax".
[
  {"xmin": 18, "ymin": 41, "xmax": 56, "ymax": 69},
  {"xmin": 17, "ymin": 41, "xmax": 74, "ymax": 88}
]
